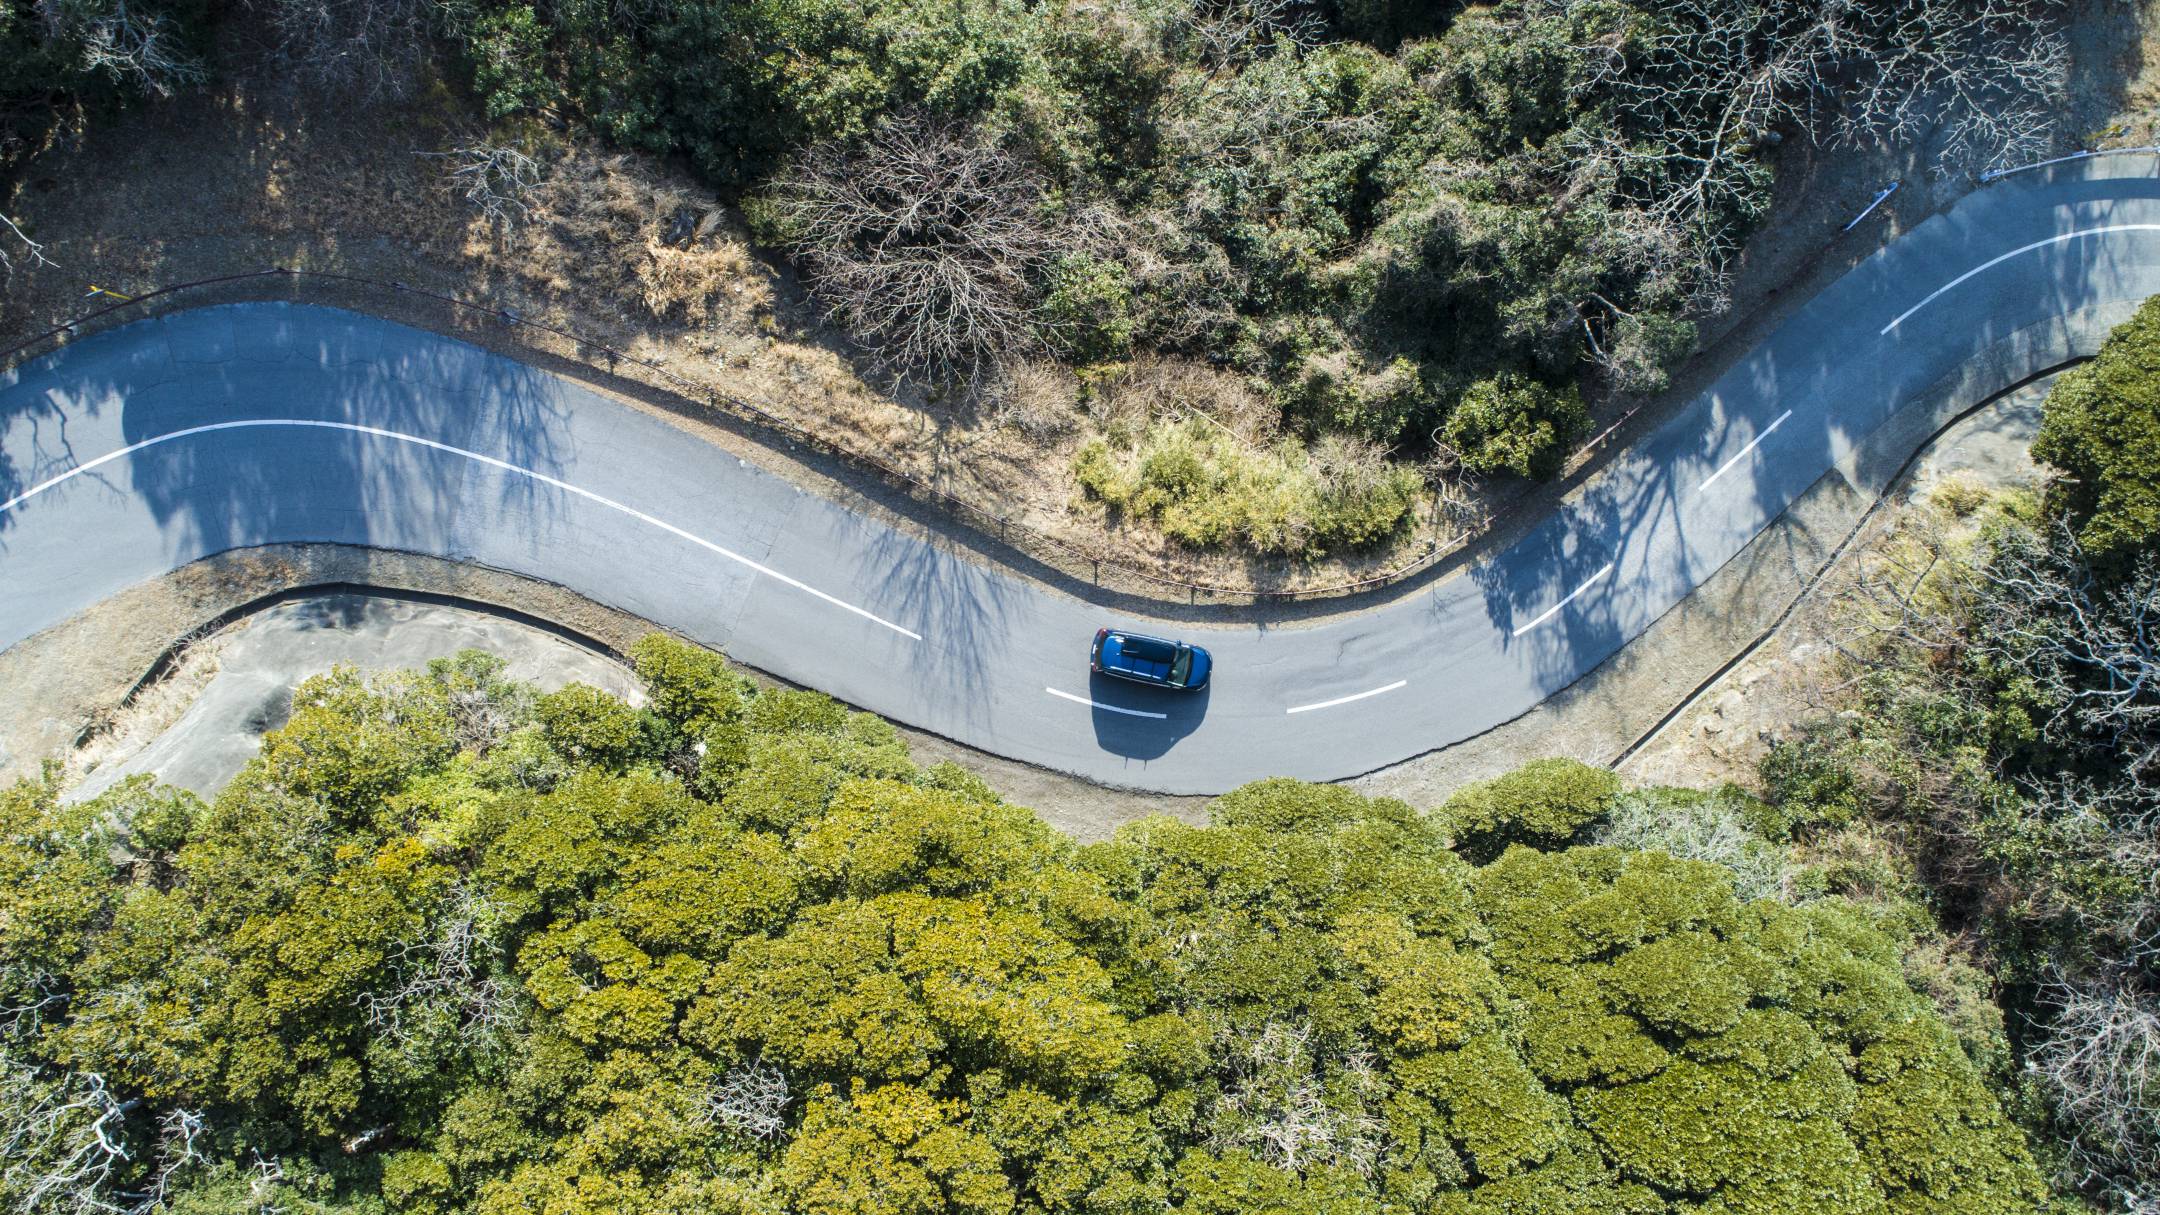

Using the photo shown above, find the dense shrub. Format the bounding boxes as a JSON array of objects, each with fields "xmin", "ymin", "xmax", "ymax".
[
  {"xmin": 2033, "ymin": 294, "xmax": 2160, "ymax": 570},
  {"xmin": 1074, "ymin": 417, "xmax": 1423, "ymax": 555},
  {"xmin": 0, "ymin": 637, "xmax": 2057, "ymax": 1213},
  {"xmin": 1438, "ymin": 373, "xmax": 1591, "ymax": 481},
  {"xmin": 1442, "ymin": 756, "xmax": 1620, "ymax": 859}
]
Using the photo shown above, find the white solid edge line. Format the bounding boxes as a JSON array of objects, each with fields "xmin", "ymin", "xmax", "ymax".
[
  {"xmin": 1285, "ymin": 679, "xmax": 1407, "ymax": 715},
  {"xmin": 1880, "ymin": 223, "xmax": 2160, "ymax": 335},
  {"xmin": 0, "ymin": 418, "xmax": 924, "ymax": 641},
  {"xmin": 1695, "ymin": 409, "xmax": 1795, "ymax": 494},
  {"xmin": 1511, "ymin": 562, "xmax": 1615, "ymax": 637},
  {"xmin": 1045, "ymin": 686, "xmax": 1168, "ymax": 719}
]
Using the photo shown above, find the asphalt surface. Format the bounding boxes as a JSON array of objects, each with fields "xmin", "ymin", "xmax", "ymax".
[
  {"xmin": 6, "ymin": 161, "xmax": 2160, "ymax": 794},
  {"xmin": 67, "ymin": 592, "xmax": 642, "ymax": 804}
]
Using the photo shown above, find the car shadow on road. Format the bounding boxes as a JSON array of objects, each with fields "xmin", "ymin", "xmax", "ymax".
[{"xmin": 1088, "ymin": 671, "xmax": 1207, "ymax": 761}]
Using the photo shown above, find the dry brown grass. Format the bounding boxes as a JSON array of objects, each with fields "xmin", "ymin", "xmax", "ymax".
[
  {"xmin": 0, "ymin": 86, "xmax": 1476, "ymax": 595},
  {"xmin": 459, "ymin": 149, "xmax": 774, "ymax": 334},
  {"xmin": 1092, "ymin": 356, "xmax": 1275, "ymax": 441},
  {"xmin": 982, "ymin": 361, "xmax": 1080, "ymax": 441}
]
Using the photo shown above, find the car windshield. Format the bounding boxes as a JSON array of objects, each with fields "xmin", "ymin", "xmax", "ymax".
[{"xmin": 1169, "ymin": 648, "xmax": 1192, "ymax": 685}]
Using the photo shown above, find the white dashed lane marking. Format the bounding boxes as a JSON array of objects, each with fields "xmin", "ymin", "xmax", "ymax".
[
  {"xmin": 1285, "ymin": 680, "xmax": 1407, "ymax": 715},
  {"xmin": 1045, "ymin": 687, "xmax": 1168, "ymax": 719},
  {"xmin": 1696, "ymin": 409, "xmax": 1794, "ymax": 494},
  {"xmin": 0, "ymin": 418, "xmax": 924, "ymax": 640},
  {"xmin": 1511, "ymin": 562, "xmax": 1615, "ymax": 637}
]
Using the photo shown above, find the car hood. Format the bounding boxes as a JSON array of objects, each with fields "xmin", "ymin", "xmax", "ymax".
[{"xmin": 1184, "ymin": 646, "xmax": 1212, "ymax": 689}]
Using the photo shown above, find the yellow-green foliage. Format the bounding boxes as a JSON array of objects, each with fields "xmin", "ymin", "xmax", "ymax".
[
  {"xmin": 1442, "ymin": 756, "xmax": 1620, "ymax": 859},
  {"xmin": 0, "ymin": 637, "xmax": 2051, "ymax": 1214},
  {"xmin": 2033, "ymin": 292, "xmax": 2160, "ymax": 567},
  {"xmin": 1074, "ymin": 418, "xmax": 1423, "ymax": 556}
]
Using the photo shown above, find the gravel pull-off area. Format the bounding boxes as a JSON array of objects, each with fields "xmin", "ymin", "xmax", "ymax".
[{"xmin": 67, "ymin": 593, "xmax": 644, "ymax": 804}]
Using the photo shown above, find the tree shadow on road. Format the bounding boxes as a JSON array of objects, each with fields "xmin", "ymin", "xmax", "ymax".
[{"xmin": 104, "ymin": 305, "xmax": 574, "ymax": 568}]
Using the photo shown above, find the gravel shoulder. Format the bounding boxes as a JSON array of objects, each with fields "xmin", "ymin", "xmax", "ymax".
[
  {"xmin": 1616, "ymin": 377, "xmax": 2051, "ymax": 791},
  {"xmin": 1, "ymin": 546, "xmax": 1199, "ymax": 839}
]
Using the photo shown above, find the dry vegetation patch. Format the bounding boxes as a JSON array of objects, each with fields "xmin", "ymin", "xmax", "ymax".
[{"xmin": 0, "ymin": 90, "xmax": 1490, "ymax": 595}]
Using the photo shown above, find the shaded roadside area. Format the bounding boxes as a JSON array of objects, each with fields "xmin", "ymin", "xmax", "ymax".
[{"xmin": 0, "ymin": 544, "xmax": 1203, "ymax": 840}]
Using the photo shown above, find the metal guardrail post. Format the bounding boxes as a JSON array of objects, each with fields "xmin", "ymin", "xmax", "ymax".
[{"xmin": 1841, "ymin": 182, "xmax": 1899, "ymax": 234}]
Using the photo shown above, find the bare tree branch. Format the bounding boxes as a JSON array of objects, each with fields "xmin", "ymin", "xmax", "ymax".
[
  {"xmin": 249, "ymin": 0, "xmax": 436, "ymax": 98},
  {"xmin": 699, "ymin": 1056, "xmax": 790, "ymax": 1142},
  {"xmin": 763, "ymin": 116, "xmax": 1099, "ymax": 387},
  {"xmin": 422, "ymin": 142, "xmax": 542, "ymax": 231}
]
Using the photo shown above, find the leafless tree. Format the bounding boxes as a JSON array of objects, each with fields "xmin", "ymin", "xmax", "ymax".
[
  {"xmin": 356, "ymin": 882, "xmax": 514, "ymax": 1049},
  {"xmin": 1965, "ymin": 528, "xmax": 2160, "ymax": 773},
  {"xmin": 0, "ymin": 1058, "xmax": 204, "ymax": 1215},
  {"xmin": 763, "ymin": 116, "xmax": 1103, "ymax": 386},
  {"xmin": 423, "ymin": 143, "xmax": 542, "ymax": 232},
  {"xmin": 0, "ymin": 209, "xmax": 53, "ymax": 282},
  {"xmin": 1830, "ymin": 510, "xmax": 2160, "ymax": 794},
  {"xmin": 1555, "ymin": 0, "xmax": 2067, "ymax": 379},
  {"xmin": 0, "ymin": 1061, "xmax": 135, "ymax": 1213},
  {"xmin": 1838, "ymin": 0, "xmax": 2069, "ymax": 173},
  {"xmin": 115, "ymin": 1107, "xmax": 207, "ymax": 1213},
  {"xmin": 70, "ymin": 0, "xmax": 204, "ymax": 97},
  {"xmin": 248, "ymin": 0, "xmax": 435, "ymax": 98},
  {"xmin": 1185, "ymin": 0, "xmax": 1325, "ymax": 68},
  {"xmin": 700, "ymin": 1056, "xmax": 790, "ymax": 1142},
  {"xmin": 2031, "ymin": 973, "xmax": 2160, "ymax": 1202},
  {"xmin": 244, "ymin": 1151, "xmax": 287, "ymax": 1215},
  {"xmin": 0, "ymin": 966, "xmax": 68, "ymax": 1042},
  {"xmin": 1206, "ymin": 1021, "xmax": 1385, "ymax": 1178}
]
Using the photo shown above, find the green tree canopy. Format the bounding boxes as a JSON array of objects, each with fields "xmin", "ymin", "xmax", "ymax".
[
  {"xmin": 2033, "ymin": 293, "xmax": 2160, "ymax": 569},
  {"xmin": 0, "ymin": 635, "xmax": 2054, "ymax": 1213}
]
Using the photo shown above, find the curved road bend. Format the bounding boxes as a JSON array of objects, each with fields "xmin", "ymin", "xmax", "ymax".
[{"xmin": 5, "ymin": 161, "xmax": 2160, "ymax": 794}]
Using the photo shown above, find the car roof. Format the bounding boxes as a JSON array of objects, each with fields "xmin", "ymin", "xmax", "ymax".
[{"xmin": 1106, "ymin": 630, "xmax": 1180, "ymax": 660}]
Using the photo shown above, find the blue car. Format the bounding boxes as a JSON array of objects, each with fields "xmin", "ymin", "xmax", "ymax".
[{"xmin": 1091, "ymin": 628, "xmax": 1212, "ymax": 691}]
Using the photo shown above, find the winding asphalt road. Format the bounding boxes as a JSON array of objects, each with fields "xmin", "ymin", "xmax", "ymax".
[{"xmin": 5, "ymin": 160, "xmax": 2160, "ymax": 794}]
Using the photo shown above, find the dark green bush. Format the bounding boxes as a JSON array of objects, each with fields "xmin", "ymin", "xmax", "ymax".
[
  {"xmin": 2032, "ymin": 293, "xmax": 2160, "ymax": 570},
  {"xmin": 1043, "ymin": 253, "xmax": 1136, "ymax": 364},
  {"xmin": 534, "ymin": 682, "xmax": 646, "ymax": 767},
  {"xmin": 1755, "ymin": 726, "xmax": 1866, "ymax": 839},
  {"xmin": 1440, "ymin": 373, "xmax": 1591, "ymax": 480},
  {"xmin": 1443, "ymin": 757, "xmax": 1620, "ymax": 859}
]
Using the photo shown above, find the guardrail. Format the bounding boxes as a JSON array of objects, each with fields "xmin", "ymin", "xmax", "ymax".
[
  {"xmin": 1979, "ymin": 145, "xmax": 2160, "ymax": 184},
  {"xmin": 0, "ymin": 267, "xmax": 1487, "ymax": 606}
]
